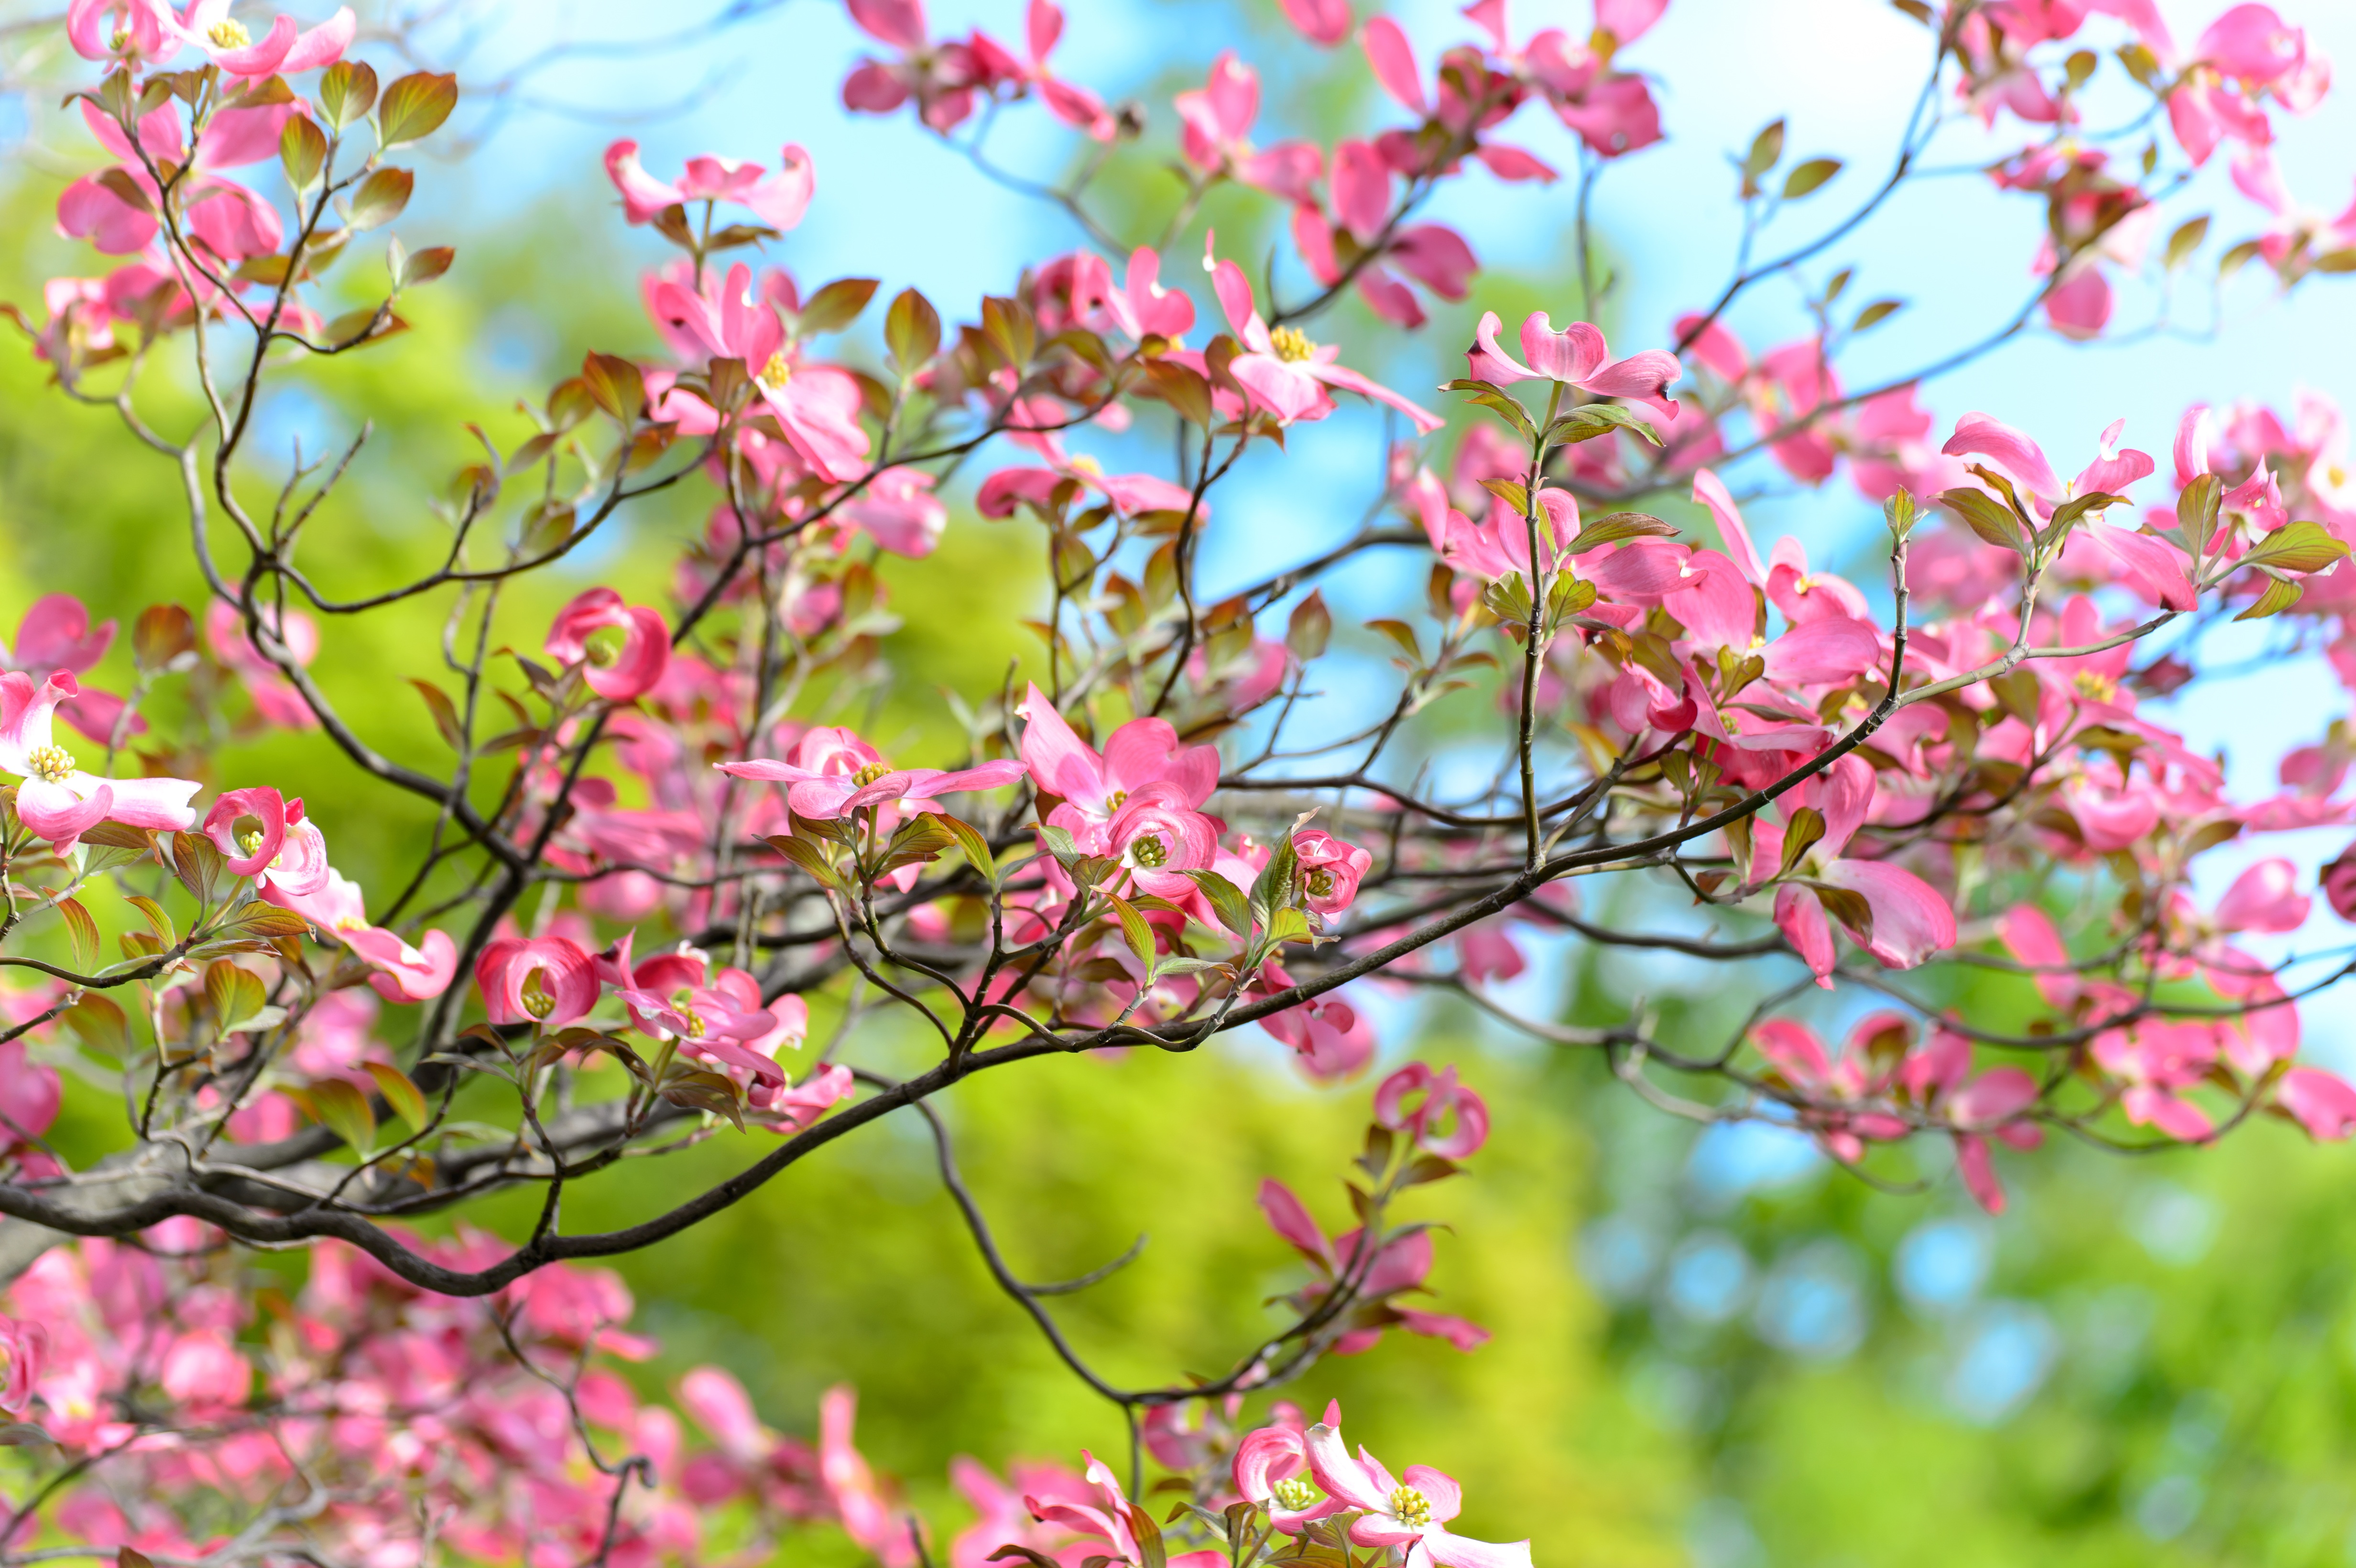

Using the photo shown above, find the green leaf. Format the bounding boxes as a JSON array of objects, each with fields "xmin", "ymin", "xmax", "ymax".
[
  {"xmin": 580, "ymin": 351, "xmax": 646, "ymax": 424},
  {"xmin": 1145, "ymin": 359, "xmax": 1214, "ymax": 428},
  {"xmin": 1182, "ymin": 869, "xmax": 1251, "ymax": 934},
  {"xmin": 1938, "ymin": 486, "xmax": 2026, "ymax": 552},
  {"xmin": 1037, "ymin": 824, "xmax": 1083, "ymax": 866},
  {"xmin": 1479, "ymin": 477, "xmax": 1531, "ymax": 516},
  {"xmin": 363, "ymin": 1061, "xmax": 429, "ymax": 1133},
  {"xmin": 1883, "ymin": 489, "xmax": 1918, "ymax": 540},
  {"xmin": 1743, "ymin": 119, "xmax": 1786, "ymax": 180},
  {"xmin": 1286, "ymin": 589, "xmax": 1331, "ymax": 660},
  {"xmin": 57, "ymin": 897, "xmax": 98, "ymax": 972},
  {"xmin": 228, "ymin": 904, "xmax": 312, "ymax": 938},
  {"xmin": 2218, "ymin": 238, "xmax": 2265, "ymax": 279},
  {"xmin": 125, "ymin": 893, "xmax": 176, "ymax": 945},
  {"xmin": 795, "ymin": 277, "xmax": 879, "ymax": 336},
  {"xmin": 939, "ymin": 815, "xmax": 997, "ymax": 885},
  {"xmin": 1366, "ymin": 618, "xmax": 1423, "ymax": 663},
  {"xmin": 345, "ymin": 165, "xmax": 413, "ymax": 230},
  {"xmin": 318, "ymin": 60, "xmax": 377, "ymax": 130},
  {"xmin": 1813, "ymin": 883, "xmax": 1875, "ymax": 939},
  {"xmin": 375, "ymin": 71, "xmax": 458, "ymax": 147},
  {"xmin": 279, "ymin": 113, "xmax": 327, "ymax": 191},
  {"xmin": 1251, "ymin": 831, "xmax": 1301, "ymax": 928},
  {"xmin": 307, "ymin": 1076, "xmax": 377, "ymax": 1153},
  {"xmin": 764, "ymin": 833, "xmax": 842, "ymax": 891},
  {"xmin": 1104, "ymin": 893, "xmax": 1156, "ymax": 969},
  {"xmin": 2234, "ymin": 574, "xmax": 2305, "ymax": 621},
  {"xmin": 2164, "ymin": 215, "xmax": 2210, "ymax": 271},
  {"xmin": 2040, "ymin": 490, "xmax": 2127, "ymax": 548},
  {"xmin": 2242, "ymin": 520, "xmax": 2350, "ymax": 575},
  {"xmin": 979, "ymin": 294, "xmax": 1036, "ymax": 369},
  {"xmin": 408, "ymin": 677, "xmax": 463, "ymax": 749},
  {"xmin": 1777, "ymin": 809, "xmax": 1826, "ymax": 878},
  {"xmin": 133, "ymin": 604, "xmax": 196, "ymax": 671},
  {"xmin": 1546, "ymin": 572, "xmax": 1597, "ymax": 622},
  {"xmin": 1442, "ymin": 379, "xmax": 1537, "ymax": 441},
  {"xmin": 65, "ymin": 994, "xmax": 127, "ymax": 1056},
  {"xmin": 204, "ymin": 959, "xmax": 268, "ymax": 1032},
  {"xmin": 321, "ymin": 305, "xmax": 404, "ymax": 350},
  {"xmin": 1852, "ymin": 297, "xmax": 1904, "ymax": 333},
  {"xmin": 884, "ymin": 286, "xmax": 941, "ymax": 370},
  {"xmin": 1547, "ymin": 402, "xmax": 1658, "ymax": 446},
  {"xmin": 1782, "ymin": 157, "xmax": 1843, "ymax": 199},
  {"xmin": 394, "ymin": 242, "xmax": 455, "ymax": 289},
  {"xmin": 660, "ymin": 1067, "xmax": 745, "ymax": 1130},
  {"xmin": 2177, "ymin": 473, "xmax": 2223, "ymax": 557},
  {"xmin": 1567, "ymin": 511, "xmax": 1679, "ymax": 554},
  {"xmin": 168, "ymin": 831, "xmax": 225, "ymax": 907}
]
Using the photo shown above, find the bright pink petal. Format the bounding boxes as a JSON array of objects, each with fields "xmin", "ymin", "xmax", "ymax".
[
  {"xmin": 1941, "ymin": 411, "xmax": 2065, "ymax": 502},
  {"xmin": 1822, "ymin": 859, "xmax": 1957, "ymax": 969},
  {"xmin": 1361, "ymin": 16, "xmax": 1426, "ymax": 113}
]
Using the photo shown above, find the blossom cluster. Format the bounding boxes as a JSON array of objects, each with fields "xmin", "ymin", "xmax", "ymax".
[{"xmin": 2, "ymin": 0, "xmax": 2356, "ymax": 1560}]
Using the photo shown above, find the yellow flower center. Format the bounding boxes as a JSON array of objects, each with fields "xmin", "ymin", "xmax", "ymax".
[
  {"xmin": 2072, "ymin": 670, "xmax": 2116, "ymax": 704},
  {"xmin": 238, "ymin": 829, "xmax": 266, "ymax": 857},
  {"xmin": 520, "ymin": 969, "xmax": 556, "ymax": 1020},
  {"xmin": 1129, "ymin": 832, "xmax": 1168, "ymax": 870},
  {"xmin": 760, "ymin": 350, "xmax": 793, "ymax": 389},
  {"xmin": 1390, "ymin": 1486, "xmax": 1432, "ymax": 1529},
  {"xmin": 1271, "ymin": 1476, "xmax": 1320, "ymax": 1511},
  {"xmin": 111, "ymin": 25, "xmax": 131, "ymax": 49},
  {"xmin": 24, "ymin": 745, "xmax": 73, "ymax": 785},
  {"xmin": 333, "ymin": 915, "xmax": 367, "ymax": 933},
  {"xmin": 1104, "ymin": 788, "xmax": 1128, "ymax": 813},
  {"xmin": 852, "ymin": 761, "xmax": 893, "ymax": 787},
  {"xmin": 208, "ymin": 18, "xmax": 251, "ymax": 48},
  {"xmin": 1268, "ymin": 326, "xmax": 1315, "ymax": 363},
  {"xmin": 1304, "ymin": 867, "xmax": 1334, "ymax": 899}
]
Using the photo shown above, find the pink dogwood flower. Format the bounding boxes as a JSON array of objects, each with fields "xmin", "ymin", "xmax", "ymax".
[
  {"xmin": 837, "ymin": 467, "xmax": 949, "ymax": 557},
  {"xmin": 0, "ymin": 1313, "xmax": 43, "ymax": 1417},
  {"xmin": 1233, "ymin": 1404, "xmax": 1345, "ymax": 1532},
  {"xmin": 1028, "ymin": 1452, "xmax": 1222, "ymax": 1568},
  {"xmin": 1205, "ymin": 247, "xmax": 1443, "ymax": 434},
  {"xmin": 1174, "ymin": 53, "xmax": 1322, "ymax": 202},
  {"xmin": 58, "ymin": 98, "xmax": 290, "ymax": 260},
  {"xmin": 206, "ymin": 599, "xmax": 320, "ymax": 729},
  {"xmin": 476, "ymin": 935, "xmax": 600, "ymax": 1027},
  {"xmin": 603, "ymin": 933, "xmax": 806, "ymax": 1091},
  {"xmin": 604, "ymin": 140, "xmax": 815, "ymax": 230},
  {"xmin": 1303, "ymin": 1422, "xmax": 1534, "ymax": 1568},
  {"xmin": 1752, "ymin": 756, "xmax": 1957, "ymax": 985},
  {"xmin": 264, "ymin": 868, "xmax": 458, "ymax": 1002},
  {"xmin": 0, "ymin": 1039, "xmax": 61, "ymax": 1154},
  {"xmin": 1292, "ymin": 828, "xmax": 1371, "ymax": 917},
  {"xmin": 547, "ymin": 588, "xmax": 671, "ymax": 702},
  {"xmin": 647, "ymin": 261, "xmax": 873, "ymax": 482},
  {"xmin": 65, "ymin": 0, "xmax": 169, "ymax": 65},
  {"xmin": 1467, "ymin": 309, "xmax": 1681, "ymax": 423},
  {"xmin": 4, "ymin": 593, "xmax": 143, "ymax": 747},
  {"xmin": 1017, "ymin": 683, "xmax": 1219, "ymax": 822},
  {"xmin": 719, "ymin": 727, "xmax": 1025, "ymax": 821},
  {"xmin": 1373, "ymin": 1063, "xmax": 1490, "ymax": 1159},
  {"xmin": 1277, "ymin": 0, "xmax": 1352, "ymax": 46},
  {"xmin": 160, "ymin": 1, "xmax": 354, "ymax": 76},
  {"xmin": 203, "ymin": 786, "xmax": 330, "ymax": 898},
  {"xmin": 0, "ymin": 671, "xmax": 198, "ymax": 848},
  {"xmin": 2278, "ymin": 1064, "xmax": 2356, "ymax": 1139}
]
